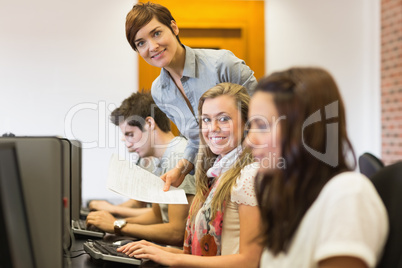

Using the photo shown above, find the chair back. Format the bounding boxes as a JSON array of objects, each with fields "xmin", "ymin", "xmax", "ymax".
[
  {"xmin": 359, "ymin": 152, "xmax": 384, "ymax": 178},
  {"xmin": 370, "ymin": 161, "xmax": 402, "ymax": 268}
]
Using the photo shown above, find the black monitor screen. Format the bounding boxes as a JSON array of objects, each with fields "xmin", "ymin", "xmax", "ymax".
[
  {"xmin": 0, "ymin": 143, "xmax": 35, "ymax": 268},
  {"xmin": 70, "ymin": 140, "xmax": 82, "ymax": 221},
  {"xmin": 0, "ymin": 137, "xmax": 64, "ymax": 268}
]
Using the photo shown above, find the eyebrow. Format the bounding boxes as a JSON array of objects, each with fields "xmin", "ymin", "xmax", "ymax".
[
  {"xmin": 201, "ymin": 112, "xmax": 229, "ymax": 117},
  {"xmin": 249, "ymin": 117, "xmax": 272, "ymax": 128},
  {"xmin": 249, "ymin": 118, "xmax": 262, "ymax": 123},
  {"xmin": 134, "ymin": 26, "xmax": 161, "ymax": 43}
]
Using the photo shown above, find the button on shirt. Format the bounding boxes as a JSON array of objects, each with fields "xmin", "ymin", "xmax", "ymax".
[{"xmin": 151, "ymin": 45, "xmax": 257, "ymax": 165}]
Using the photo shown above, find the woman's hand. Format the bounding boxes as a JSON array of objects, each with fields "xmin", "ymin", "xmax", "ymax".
[
  {"xmin": 118, "ymin": 241, "xmax": 177, "ymax": 266},
  {"xmin": 161, "ymin": 167, "xmax": 186, "ymax": 191},
  {"xmin": 117, "ymin": 240, "xmax": 158, "ymax": 255},
  {"xmin": 161, "ymin": 159, "xmax": 194, "ymax": 191}
]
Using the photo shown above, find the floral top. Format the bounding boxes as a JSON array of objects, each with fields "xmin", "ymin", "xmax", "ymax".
[
  {"xmin": 183, "ymin": 147, "xmax": 259, "ymax": 256},
  {"xmin": 183, "ymin": 176, "xmax": 225, "ymax": 256},
  {"xmin": 183, "ymin": 146, "xmax": 241, "ymax": 256}
]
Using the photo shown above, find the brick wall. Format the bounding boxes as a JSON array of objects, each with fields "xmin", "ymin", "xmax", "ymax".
[{"xmin": 381, "ymin": 0, "xmax": 402, "ymax": 164}]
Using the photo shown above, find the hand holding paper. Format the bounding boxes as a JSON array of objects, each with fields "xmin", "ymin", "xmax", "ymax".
[{"xmin": 106, "ymin": 154, "xmax": 188, "ymax": 204}]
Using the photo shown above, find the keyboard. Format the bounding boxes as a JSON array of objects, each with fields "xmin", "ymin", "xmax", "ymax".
[
  {"xmin": 71, "ymin": 219, "xmax": 104, "ymax": 238},
  {"xmin": 72, "ymin": 219, "xmax": 101, "ymax": 231},
  {"xmin": 83, "ymin": 240, "xmax": 142, "ymax": 265},
  {"xmin": 92, "ymin": 240, "xmax": 131, "ymax": 258},
  {"xmin": 72, "ymin": 219, "xmax": 87, "ymax": 229}
]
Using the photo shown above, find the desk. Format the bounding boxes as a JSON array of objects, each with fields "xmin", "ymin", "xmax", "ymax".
[{"xmin": 66, "ymin": 235, "xmax": 166, "ymax": 268}]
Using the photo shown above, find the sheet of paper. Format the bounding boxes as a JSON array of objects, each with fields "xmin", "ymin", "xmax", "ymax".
[{"xmin": 106, "ymin": 154, "xmax": 188, "ymax": 204}]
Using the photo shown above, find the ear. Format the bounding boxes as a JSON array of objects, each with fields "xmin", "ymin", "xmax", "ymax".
[
  {"xmin": 170, "ymin": 20, "xmax": 179, "ymax": 36},
  {"xmin": 145, "ymin": 116, "xmax": 156, "ymax": 131}
]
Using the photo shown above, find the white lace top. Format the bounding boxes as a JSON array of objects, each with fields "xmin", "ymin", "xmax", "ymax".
[
  {"xmin": 231, "ymin": 163, "xmax": 259, "ymax": 206},
  {"xmin": 221, "ymin": 163, "xmax": 259, "ymax": 255}
]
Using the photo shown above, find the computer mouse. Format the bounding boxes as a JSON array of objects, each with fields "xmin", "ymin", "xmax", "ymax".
[{"xmin": 112, "ymin": 240, "xmax": 135, "ymax": 246}]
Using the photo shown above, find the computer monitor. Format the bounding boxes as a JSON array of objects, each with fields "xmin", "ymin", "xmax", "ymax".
[
  {"xmin": 0, "ymin": 142, "xmax": 36, "ymax": 268},
  {"xmin": 70, "ymin": 140, "xmax": 83, "ymax": 220},
  {"xmin": 60, "ymin": 138, "xmax": 72, "ymax": 250},
  {"xmin": 0, "ymin": 137, "xmax": 65, "ymax": 268}
]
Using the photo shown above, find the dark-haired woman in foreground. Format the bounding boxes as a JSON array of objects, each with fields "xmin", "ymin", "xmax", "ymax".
[{"xmin": 246, "ymin": 67, "xmax": 388, "ymax": 267}]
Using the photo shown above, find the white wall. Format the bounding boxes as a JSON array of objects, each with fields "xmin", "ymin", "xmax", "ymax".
[
  {"xmin": 0, "ymin": 0, "xmax": 381, "ymax": 202},
  {"xmin": 265, "ymin": 0, "xmax": 381, "ymax": 163},
  {"xmin": 0, "ymin": 0, "xmax": 138, "ymax": 204}
]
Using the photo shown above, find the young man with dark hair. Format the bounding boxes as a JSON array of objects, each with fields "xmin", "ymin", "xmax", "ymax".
[{"xmin": 87, "ymin": 90, "xmax": 195, "ymax": 246}]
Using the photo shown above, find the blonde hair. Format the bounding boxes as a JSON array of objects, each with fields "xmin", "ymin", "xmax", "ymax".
[{"xmin": 190, "ymin": 82, "xmax": 253, "ymax": 220}]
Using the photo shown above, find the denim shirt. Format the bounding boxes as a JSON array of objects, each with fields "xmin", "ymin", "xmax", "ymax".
[{"xmin": 151, "ymin": 45, "xmax": 257, "ymax": 165}]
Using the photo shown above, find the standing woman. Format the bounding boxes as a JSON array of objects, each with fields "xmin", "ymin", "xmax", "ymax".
[
  {"xmin": 246, "ymin": 67, "xmax": 388, "ymax": 267},
  {"xmin": 125, "ymin": 2, "xmax": 257, "ymax": 190}
]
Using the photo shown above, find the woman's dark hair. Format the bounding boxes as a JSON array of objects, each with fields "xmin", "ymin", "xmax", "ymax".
[
  {"xmin": 125, "ymin": 1, "xmax": 182, "ymax": 52},
  {"xmin": 255, "ymin": 67, "xmax": 356, "ymax": 254}
]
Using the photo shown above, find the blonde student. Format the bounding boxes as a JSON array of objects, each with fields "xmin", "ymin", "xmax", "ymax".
[{"xmin": 118, "ymin": 83, "xmax": 263, "ymax": 267}]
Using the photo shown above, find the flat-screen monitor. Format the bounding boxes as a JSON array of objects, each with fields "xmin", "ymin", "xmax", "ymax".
[
  {"xmin": 60, "ymin": 138, "xmax": 72, "ymax": 250},
  {"xmin": 70, "ymin": 140, "xmax": 82, "ymax": 221},
  {"xmin": 0, "ymin": 142, "xmax": 36, "ymax": 268},
  {"xmin": 0, "ymin": 137, "xmax": 64, "ymax": 268}
]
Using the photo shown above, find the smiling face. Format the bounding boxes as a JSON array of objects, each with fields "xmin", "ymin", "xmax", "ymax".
[
  {"xmin": 201, "ymin": 95, "xmax": 244, "ymax": 156},
  {"xmin": 119, "ymin": 120, "xmax": 152, "ymax": 158},
  {"xmin": 134, "ymin": 17, "xmax": 181, "ymax": 69},
  {"xmin": 247, "ymin": 91, "xmax": 282, "ymax": 174}
]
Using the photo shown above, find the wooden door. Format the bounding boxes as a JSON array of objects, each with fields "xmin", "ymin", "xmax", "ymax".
[{"xmin": 138, "ymin": 0, "xmax": 265, "ymax": 135}]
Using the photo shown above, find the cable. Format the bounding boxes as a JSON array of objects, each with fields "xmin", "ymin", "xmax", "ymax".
[
  {"xmin": 69, "ymin": 252, "xmax": 89, "ymax": 258},
  {"xmin": 69, "ymin": 249, "xmax": 85, "ymax": 253}
]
